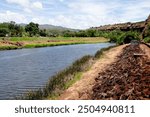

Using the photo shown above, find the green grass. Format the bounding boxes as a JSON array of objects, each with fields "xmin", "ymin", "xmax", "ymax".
[
  {"xmin": 64, "ymin": 72, "xmax": 82, "ymax": 89},
  {"xmin": 8, "ymin": 37, "xmax": 108, "ymax": 41},
  {"xmin": 0, "ymin": 45, "xmax": 18, "ymax": 50},
  {"xmin": 18, "ymin": 45, "xmax": 116, "ymax": 100},
  {"xmin": 0, "ymin": 37, "xmax": 109, "ymax": 50},
  {"xmin": 23, "ymin": 41, "xmax": 104, "ymax": 48}
]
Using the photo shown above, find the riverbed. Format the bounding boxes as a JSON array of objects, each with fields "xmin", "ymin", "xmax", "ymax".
[{"xmin": 0, "ymin": 43, "xmax": 114, "ymax": 99}]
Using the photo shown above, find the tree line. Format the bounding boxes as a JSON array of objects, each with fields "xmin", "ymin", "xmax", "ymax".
[{"xmin": 0, "ymin": 21, "xmax": 149, "ymax": 43}]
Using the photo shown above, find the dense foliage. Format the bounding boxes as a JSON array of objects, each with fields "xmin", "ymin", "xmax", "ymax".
[
  {"xmin": 0, "ymin": 21, "xmax": 23, "ymax": 37},
  {"xmin": 63, "ymin": 29, "xmax": 141, "ymax": 44},
  {"xmin": 25, "ymin": 22, "xmax": 39, "ymax": 36},
  {"xmin": 143, "ymin": 24, "xmax": 150, "ymax": 43},
  {"xmin": 0, "ymin": 21, "xmax": 149, "ymax": 44}
]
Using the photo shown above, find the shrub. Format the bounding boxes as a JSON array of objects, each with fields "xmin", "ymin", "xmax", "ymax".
[
  {"xmin": 144, "ymin": 37, "xmax": 150, "ymax": 43},
  {"xmin": 117, "ymin": 31, "xmax": 140, "ymax": 44}
]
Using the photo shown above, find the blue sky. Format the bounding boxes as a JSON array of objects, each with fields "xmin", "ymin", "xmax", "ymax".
[{"xmin": 0, "ymin": 0, "xmax": 150, "ymax": 29}]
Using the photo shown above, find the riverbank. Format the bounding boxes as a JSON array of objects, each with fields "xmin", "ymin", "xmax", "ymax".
[
  {"xmin": 19, "ymin": 44, "xmax": 116, "ymax": 100},
  {"xmin": 59, "ymin": 45, "xmax": 125, "ymax": 99},
  {"xmin": 59, "ymin": 44, "xmax": 150, "ymax": 100},
  {"xmin": 0, "ymin": 37, "xmax": 108, "ymax": 50}
]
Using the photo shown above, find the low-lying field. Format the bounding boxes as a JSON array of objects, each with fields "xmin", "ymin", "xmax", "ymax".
[{"xmin": 0, "ymin": 37, "xmax": 109, "ymax": 50}]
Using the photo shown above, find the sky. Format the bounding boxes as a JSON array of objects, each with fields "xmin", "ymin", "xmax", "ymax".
[{"xmin": 0, "ymin": 0, "xmax": 150, "ymax": 29}]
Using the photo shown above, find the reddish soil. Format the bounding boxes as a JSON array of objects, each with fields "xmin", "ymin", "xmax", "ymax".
[
  {"xmin": 59, "ymin": 44, "xmax": 150, "ymax": 100},
  {"xmin": 92, "ymin": 44, "xmax": 150, "ymax": 100}
]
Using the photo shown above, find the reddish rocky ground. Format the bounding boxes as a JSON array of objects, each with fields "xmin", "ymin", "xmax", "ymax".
[
  {"xmin": 92, "ymin": 44, "xmax": 150, "ymax": 100},
  {"xmin": 59, "ymin": 44, "xmax": 150, "ymax": 100}
]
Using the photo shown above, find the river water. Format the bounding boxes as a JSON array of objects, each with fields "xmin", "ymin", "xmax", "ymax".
[{"xmin": 0, "ymin": 43, "xmax": 114, "ymax": 99}]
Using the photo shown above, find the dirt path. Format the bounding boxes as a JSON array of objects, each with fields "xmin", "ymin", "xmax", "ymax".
[{"xmin": 59, "ymin": 45, "xmax": 127, "ymax": 100}]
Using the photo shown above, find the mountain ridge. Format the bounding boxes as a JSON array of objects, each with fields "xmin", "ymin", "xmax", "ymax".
[{"xmin": 19, "ymin": 23, "xmax": 79, "ymax": 31}]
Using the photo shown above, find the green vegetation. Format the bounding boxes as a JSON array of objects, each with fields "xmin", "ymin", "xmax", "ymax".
[
  {"xmin": 63, "ymin": 29, "xmax": 141, "ymax": 45},
  {"xmin": 18, "ymin": 45, "xmax": 116, "ymax": 100},
  {"xmin": 25, "ymin": 22, "xmax": 39, "ymax": 36},
  {"xmin": 144, "ymin": 37, "xmax": 150, "ymax": 43},
  {"xmin": 0, "ymin": 28, "xmax": 9, "ymax": 37},
  {"xmin": 64, "ymin": 72, "xmax": 83, "ymax": 89},
  {"xmin": 0, "ymin": 45, "xmax": 18, "ymax": 50},
  {"xmin": 0, "ymin": 21, "xmax": 23, "ymax": 37},
  {"xmin": 0, "ymin": 37, "xmax": 108, "ymax": 50},
  {"xmin": 143, "ymin": 24, "xmax": 150, "ymax": 43},
  {"xmin": 0, "ymin": 21, "xmax": 148, "ymax": 49}
]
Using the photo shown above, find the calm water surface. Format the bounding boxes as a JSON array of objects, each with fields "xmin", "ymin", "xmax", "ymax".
[{"xmin": 0, "ymin": 43, "xmax": 115, "ymax": 99}]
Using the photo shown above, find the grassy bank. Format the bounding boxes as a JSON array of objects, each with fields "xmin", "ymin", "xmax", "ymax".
[
  {"xmin": 0, "ymin": 37, "xmax": 109, "ymax": 50},
  {"xmin": 19, "ymin": 45, "xmax": 116, "ymax": 100}
]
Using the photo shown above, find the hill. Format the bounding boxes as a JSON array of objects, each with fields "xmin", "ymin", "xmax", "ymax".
[{"xmin": 19, "ymin": 23, "xmax": 78, "ymax": 31}]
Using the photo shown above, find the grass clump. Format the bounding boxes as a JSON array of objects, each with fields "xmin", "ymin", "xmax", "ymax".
[{"xmin": 64, "ymin": 72, "xmax": 82, "ymax": 89}]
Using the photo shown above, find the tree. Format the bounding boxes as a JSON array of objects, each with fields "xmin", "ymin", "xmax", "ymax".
[
  {"xmin": 25, "ymin": 22, "xmax": 39, "ymax": 36},
  {"xmin": 8, "ymin": 21, "xmax": 23, "ymax": 37},
  {"xmin": 39, "ymin": 29, "xmax": 47, "ymax": 37},
  {"xmin": 0, "ymin": 28, "xmax": 9, "ymax": 37}
]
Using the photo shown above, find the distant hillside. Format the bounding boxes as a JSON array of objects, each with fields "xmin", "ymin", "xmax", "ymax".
[
  {"xmin": 19, "ymin": 23, "xmax": 79, "ymax": 31},
  {"xmin": 91, "ymin": 21, "xmax": 145, "ymax": 32}
]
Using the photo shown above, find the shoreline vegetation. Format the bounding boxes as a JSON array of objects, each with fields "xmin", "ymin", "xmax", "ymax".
[
  {"xmin": 0, "ymin": 37, "xmax": 109, "ymax": 50},
  {"xmin": 18, "ymin": 45, "xmax": 116, "ymax": 100}
]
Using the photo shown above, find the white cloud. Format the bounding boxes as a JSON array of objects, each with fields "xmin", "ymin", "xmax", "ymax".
[
  {"xmin": 31, "ymin": 17, "xmax": 47, "ymax": 24},
  {"xmin": 6, "ymin": 0, "xmax": 43, "ymax": 12},
  {"xmin": 59, "ymin": 0, "xmax": 64, "ymax": 2},
  {"xmin": 119, "ymin": 0, "xmax": 150, "ymax": 22},
  {"xmin": 65, "ymin": 0, "xmax": 150, "ymax": 29},
  {"xmin": 2, "ymin": 0, "xmax": 150, "ymax": 29},
  {"xmin": 24, "ymin": 8, "xmax": 32, "ymax": 13},
  {"xmin": 0, "ymin": 11, "xmax": 27, "ymax": 23},
  {"xmin": 68, "ymin": 2, "xmax": 107, "ymax": 16},
  {"xmin": 6, "ymin": 0, "xmax": 30, "ymax": 7},
  {"xmin": 32, "ymin": 1, "xmax": 43, "ymax": 9}
]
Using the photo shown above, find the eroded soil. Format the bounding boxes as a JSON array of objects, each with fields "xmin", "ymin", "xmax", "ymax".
[
  {"xmin": 59, "ymin": 44, "xmax": 150, "ymax": 100},
  {"xmin": 92, "ymin": 44, "xmax": 150, "ymax": 100}
]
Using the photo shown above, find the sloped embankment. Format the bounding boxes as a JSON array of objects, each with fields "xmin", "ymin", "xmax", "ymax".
[
  {"xmin": 92, "ymin": 44, "xmax": 150, "ymax": 100},
  {"xmin": 59, "ymin": 45, "xmax": 126, "ymax": 100}
]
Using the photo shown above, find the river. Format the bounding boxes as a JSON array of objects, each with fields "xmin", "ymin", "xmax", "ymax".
[{"xmin": 0, "ymin": 43, "xmax": 115, "ymax": 99}]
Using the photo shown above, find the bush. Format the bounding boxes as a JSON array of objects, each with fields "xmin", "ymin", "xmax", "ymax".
[
  {"xmin": 117, "ymin": 31, "xmax": 140, "ymax": 45},
  {"xmin": 144, "ymin": 37, "xmax": 150, "ymax": 43},
  {"xmin": 0, "ymin": 28, "xmax": 9, "ymax": 37}
]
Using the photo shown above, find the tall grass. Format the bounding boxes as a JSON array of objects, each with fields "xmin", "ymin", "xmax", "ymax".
[
  {"xmin": 0, "ymin": 45, "xmax": 18, "ymax": 50},
  {"xmin": 18, "ymin": 45, "xmax": 116, "ymax": 100}
]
